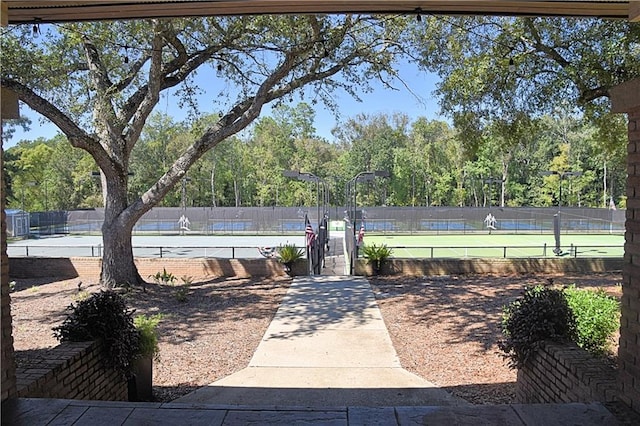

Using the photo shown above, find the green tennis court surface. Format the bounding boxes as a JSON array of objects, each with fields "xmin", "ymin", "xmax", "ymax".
[{"xmin": 364, "ymin": 234, "xmax": 624, "ymax": 258}]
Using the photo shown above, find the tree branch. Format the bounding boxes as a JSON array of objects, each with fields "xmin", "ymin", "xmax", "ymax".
[
  {"xmin": 1, "ymin": 78, "xmax": 113, "ymax": 168},
  {"xmin": 123, "ymin": 21, "xmax": 166, "ymax": 153}
]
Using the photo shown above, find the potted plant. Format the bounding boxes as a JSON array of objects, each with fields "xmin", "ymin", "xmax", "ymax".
[
  {"xmin": 130, "ymin": 314, "xmax": 163, "ymax": 401},
  {"xmin": 361, "ymin": 243, "xmax": 393, "ymax": 275},
  {"xmin": 277, "ymin": 243, "xmax": 304, "ymax": 275}
]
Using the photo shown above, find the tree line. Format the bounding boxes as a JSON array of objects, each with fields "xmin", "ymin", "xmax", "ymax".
[{"xmin": 4, "ymin": 102, "xmax": 627, "ymax": 212}]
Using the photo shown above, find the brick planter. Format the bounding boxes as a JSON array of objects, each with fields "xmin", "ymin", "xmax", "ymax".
[
  {"xmin": 516, "ymin": 341, "xmax": 617, "ymax": 404},
  {"xmin": 16, "ymin": 340, "xmax": 128, "ymax": 401}
]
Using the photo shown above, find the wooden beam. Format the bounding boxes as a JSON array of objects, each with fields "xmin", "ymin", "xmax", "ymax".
[
  {"xmin": 630, "ymin": 1, "xmax": 640, "ymax": 21},
  {"xmin": 3, "ymin": 1, "xmax": 631, "ymax": 24},
  {"xmin": 1, "ymin": 1, "xmax": 7, "ymax": 27}
]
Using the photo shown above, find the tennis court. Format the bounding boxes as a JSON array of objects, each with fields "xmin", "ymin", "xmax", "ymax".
[
  {"xmin": 364, "ymin": 233, "xmax": 624, "ymax": 258},
  {"xmin": 8, "ymin": 232, "xmax": 624, "ymax": 259},
  {"xmin": 7, "ymin": 235, "xmax": 306, "ymax": 259}
]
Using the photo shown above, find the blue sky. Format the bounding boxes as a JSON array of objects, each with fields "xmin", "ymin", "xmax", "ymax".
[{"xmin": 4, "ymin": 57, "xmax": 444, "ymax": 148}]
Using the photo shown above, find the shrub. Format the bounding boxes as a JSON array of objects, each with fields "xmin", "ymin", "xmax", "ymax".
[
  {"xmin": 277, "ymin": 244, "xmax": 304, "ymax": 264},
  {"xmin": 499, "ymin": 285, "xmax": 577, "ymax": 369},
  {"xmin": 563, "ymin": 285, "xmax": 620, "ymax": 356},
  {"xmin": 134, "ymin": 314, "xmax": 163, "ymax": 361},
  {"xmin": 362, "ymin": 243, "xmax": 393, "ymax": 271},
  {"xmin": 53, "ymin": 291, "xmax": 140, "ymax": 377}
]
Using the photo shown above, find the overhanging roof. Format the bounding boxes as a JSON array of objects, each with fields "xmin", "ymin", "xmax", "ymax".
[{"xmin": 2, "ymin": 1, "xmax": 639, "ymax": 24}]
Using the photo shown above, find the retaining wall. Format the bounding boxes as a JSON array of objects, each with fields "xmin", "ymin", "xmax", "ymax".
[
  {"xmin": 16, "ymin": 340, "xmax": 128, "ymax": 401},
  {"xmin": 8, "ymin": 256, "xmax": 622, "ymax": 281},
  {"xmin": 8, "ymin": 257, "xmax": 298, "ymax": 279},
  {"xmin": 517, "ymin": 341, "xmax": 617, "ymax": 404},
  {"xmin": 355, "ymin": 257, "xmax": 623, "ymax": 276}
]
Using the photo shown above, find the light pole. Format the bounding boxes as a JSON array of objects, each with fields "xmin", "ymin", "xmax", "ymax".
[
  {"xmin": 483, "ymin": 178, "xmax": 502, "ymax": 233},
  {"xmin": 346, "ymin": 170, "xmax": 390, "ymax": 274},
  {"xmin": 541, "ymin": 170, "xmax": 583, "ymax": 255},
  {"xmin": 283, "ymin": 170, "xmax": 329, "ymax": 274},
  {"xmin": 283, "ymin": 170, "xmax": 328, "ymax": 223},
  {"xmin": 540, "ymin": 170, "xmax": 583, "ymax": 208},
  {"xmin": 483, "ymin": 178, "xmax": 502, "ymax": 209},
  {"xmin": 348, "ymin": 170, "xmax": 390, "ymax": 230},
  {"xmin": 181, "ymin": 176, "xmax": 192, "ymax": 211}
]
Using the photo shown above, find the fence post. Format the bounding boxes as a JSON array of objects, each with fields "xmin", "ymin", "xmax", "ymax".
[
  {"xmin": 503, "ymin": 247, "xmax": 507, "ymax": 258},
  {"xmin": 543, "ymin": 243, "xmax": 547, "ymax": 257},
  {"xmin": 430, "ymin": 247, "xmax": 434, "ymax": 258},
  {"xmin": 25, "ymin": 246, "xmax": 29, "ymax": 257},
  {"xmin": 159, "ymin": 247, "xmax": 163, "ymax": 258},
  {"xmin": 232, "ymin": 247, "xmax": 235, "ymax": 259}
]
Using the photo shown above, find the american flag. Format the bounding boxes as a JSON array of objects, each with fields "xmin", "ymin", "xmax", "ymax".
[
  {"xmin": 305, "ymin": 214, "xmax": 315, "ymax": 247},
  {"xmin": 357, "ymin": 223, "xmax": 365, "ymax": 245}
]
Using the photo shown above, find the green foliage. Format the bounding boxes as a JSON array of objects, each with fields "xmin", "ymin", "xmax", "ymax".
[
  {"xmin": 362, "ymin": 243, "xmax": 393, "ymax": 271},
  {"xmin": 150, "ymin": 268, "xmax": 177, "ymax": 285},
  {"xmin": 563, "ymin": 285, "xmax": 620, "ymax": 356},
  {"xmin": 53, "ymin": 291, "xmax": 140, "ymax": 377},
  {"xmin": 72, "ymin": 290, "xmax": 91, "ymax": 302},
  {"xmin": 499, "ymin": 285, "xmax": 577, "ymax": 369},
  {"xmin": 134, "ymin": 314, "xmax": 163, "ymax": 360},
  {"xmin": 277, "ymin": 244, "xmax": 304, "ymax": 264}
]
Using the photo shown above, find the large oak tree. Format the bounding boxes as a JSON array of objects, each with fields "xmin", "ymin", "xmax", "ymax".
[
  {"xmin": 410, "ymin": 16, "xmax": 639, "ymax": 154},
  {"xmin": 1, "ymin": 15, "xmax": 408, "ymax": 287}
]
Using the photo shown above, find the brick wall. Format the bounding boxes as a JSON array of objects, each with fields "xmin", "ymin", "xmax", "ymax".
[
  {"xmin": 8, "ymin": 256, "xmax": 298, "ymax": 280},
  {"xmin": 1, "ymin": 133, "xmax": 17, "ymax": 401},
  {"xmin": 517, "ymin": 341, "xmax": 617, "ymax": 404},
  {"xmin": 621, "ymin": 106, "xmax": 640, "ymax": 412},
  {"xmin": 9, "ymin": 256, "xmax": 620, "ymax": 281},
  {"xmin": 16, "ymin": 340, "xmax": 128, "ymax": 401},
  {"xmin": 354, "ymin": 257, "xmax": 623, "ymax": 276}
]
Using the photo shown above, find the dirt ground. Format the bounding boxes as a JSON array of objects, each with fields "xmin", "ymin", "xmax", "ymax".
[{"xmin": 9, "ymin": 271, "xmax": 622, "ymax": 404}]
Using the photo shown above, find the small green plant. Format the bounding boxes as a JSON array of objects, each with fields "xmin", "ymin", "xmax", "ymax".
[
  {"xmin": 9, "ymin": 281, "xmax": 16, "ymax": 292},
  {"xmin": 277, "ymin": 244, "xmax": 304, "ymax": 275},
  {"xmin": 134, "ymin": 314, "xmax": 163, "ymax": 361},
  {"xmin": 53, "ymin": 291, "xmax": 140, "ymax": 377},
  {"xmin": 174, "ymin": 286, "xmax": 189, "ymax": 303},
  {"xmin": 72, "ymin": 290, "xmax": 91, "ymax": 302},
  {"xmin": 361, "ymin": 243, "xmax": 393, "ymax": 272},
  {"xmin": 499, "ymin": 285, "xmax": 577, "ymax": 369},
  {"xmin": 277, "ymin": 244, "xmax": 304, "ymax": 264},
  {"xmin": 563, "ymin": 285, "xmax": 620, "ymax": 356},
  {"xmin": 180, "ymin": 275, "xmax": 193, "ymax": 286},
  {"xmin": 28, "ymin": 285, "xmax": 40, "ymax": 293},
  {"xmin": 149, "ymin": 268, "xmax": 176, "ymax": 285}
]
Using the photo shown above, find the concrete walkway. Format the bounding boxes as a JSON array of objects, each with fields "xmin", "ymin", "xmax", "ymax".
[
  {"xmin": 175, "ymin": 276, "xmax": 464, "ymax": 407},
  {"xmin": 2, "ymin": 275, "xmax": 622, "ymax": 424}
]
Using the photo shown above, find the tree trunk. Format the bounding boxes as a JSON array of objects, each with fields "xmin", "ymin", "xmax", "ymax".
[
  {"xmin": 210, "ymin": 164, "xmax": 217, "ymax": 207},
  {"xmin": 100, "ymin": 176, "xmax": 144, "ymax": 288},
  {"xmin": 101, "ymin": 221, "xmax": 142, "ymax": 288},
  {"xmin": 234, "ymin": 178, "xmax": 240, "ymax": 207}
]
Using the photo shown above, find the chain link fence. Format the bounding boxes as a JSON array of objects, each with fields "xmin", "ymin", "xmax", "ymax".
[{"xmin": 26, "ymin": 206, "xmax": 624, "ymax": 236}]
